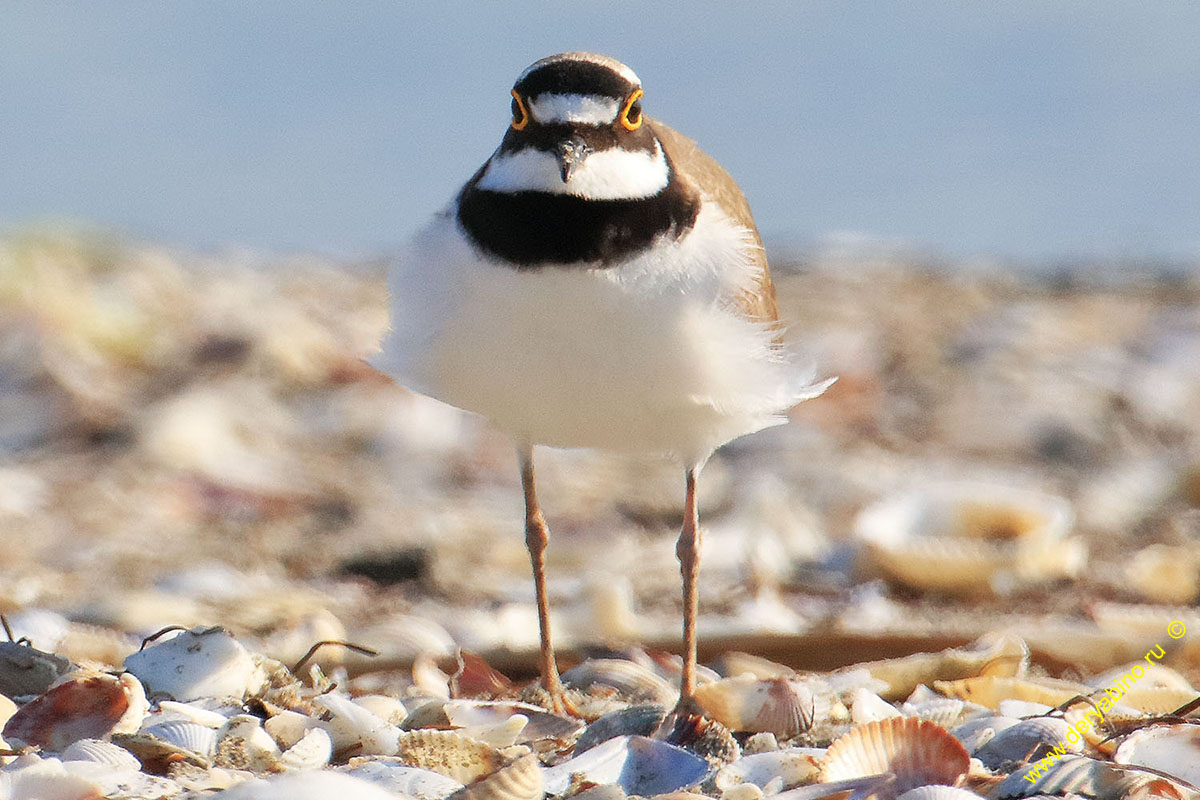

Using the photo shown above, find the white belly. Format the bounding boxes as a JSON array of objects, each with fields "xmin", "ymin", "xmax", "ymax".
[{"xmin": 374, "ymin": 202, "xmax": 825, "ymax": 466}]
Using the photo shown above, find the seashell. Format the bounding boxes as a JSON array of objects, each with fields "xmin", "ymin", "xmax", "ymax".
[
  {"xmin": 395, "ymin": 728, "xmax": 506, "ymax": 783},
  {"xmin": 0, "ymin": 753, "xmax": 107, "ymax": 800},
  {"xmin": 713, "ymin": 749, "xmax": 824, "ymax": 792},
  {"xmin": 156, "ymin": 699, "xmax": 231, "ymax": 728},
  {"xmin": 446, "ymin": 753, "xmax": 543, "ymax": 800},
  {"xmin": 932, "ymin": 675, "xmax": 1087, "ymax": 710},
  {"xmin": 352, "ymin": 694, "xmax": 409, "ymax": 726},
  {"xmin": 0, "ymin": 640, "xmax": 73, "ymax": 698},
  {"xmin": 974, "ymin": 717, "xmax": 1077, "ymax": 770},
  {"xmin": 741, "ymin": 732, "xmax": 780, "ymax": 755},
  {"xmin": 856, "ymin": 632, "xmax": 1028, "ymax": 700},
  {"xmin": 341, "ymin": 758, "xmax": 466, "ymax": 799},
  {"xmin": 124, "ymin": 626, "xmax": 266, "ymax": 702},
  {"xmin": 542, "ymin": 735, "xmax": 708, "ymax": 796},
  {"xmin": 949, "ymin": 715, "xmax": 1020, "ymax": 754},
  {"xmin": 561, "ymin": 659, "xmax": 678, "ymax": 705},
  {"xmin": 899, "ymin": 696, "xmax": 967, "ymax": 727},
  {"xmin": 854, "ymin": 482, "xmax": 1081, "ymax": 596},
  {"xmin": 721, "ymin": 784, "xmax": 764, "ymax": 800},
  {"xmin": 59, "ymin": 738, "xmax": 141, "ymax": 770},
  {"xmin": 851, "ymin": 688, "xmax": 901, "ymax": 724},
  {"xmin": 213, "ymin": 714, "xmax": 282, "ymax": 772},
  {"xmin": 110, "ymin": 731, "xmax": 210, "ymax": 771},
  {"xmin": 263, "ymin": 708, "xmax": 327, "ymax": 750},
  {"xmin": 713, "ymin": 652, "xmax": 796, "ymax": 680},
  {"xmin": 1124, "ymin": 543, "xmax": 1200, "ymax": 604},
  {"xmin": 992, "ymin": 754, "xmax": 1179, "ymax": 799},
  {"xmin": 279, "ymin": 726, "xmax": 333, "ymax": 771},
  {"xmin": 314, "ymin": 692, "xmax": 401, "ymax": 756},
  {"xmin": 821, "ymin": 718, "xmax": 969, "ymax": 798},
  {"xmin": 769, "ymin": 774, "xmax": 895, "ymax": 800},
  {"xmin": 575, "ymin": 704, "xmax": 667, "ymax": 754},
  {"xmin": 693, "ymin": 675, "xmax": 815, "ymax": 737},
  {"xmin": 211, "ymin": 770, "xmax": 401, "ymax": 799},
  {"xmin": 443, "ymin": 700, "xmax": 584, "ymax": 744},
  {"xmin": 142, "ymin": 719, "xmax": 219, "ymax": 757},
  {"xmin": 1114, "ymin": 723, "xmax": 1200, "ymax": 785},
  {"xmin": 996, "ymin": 700, "xmax": 1053, "ymax": 718},
  {"xmin": 2, "ymin": 671, "xmax": 147, "ymax": 751},
  {"xmin": 894, "ymin": 787, "xmax": 982, "ymax": 800}
]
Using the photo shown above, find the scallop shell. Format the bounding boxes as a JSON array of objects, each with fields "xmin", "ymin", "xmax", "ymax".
[
  {"xmin": 857, "ymin": 632, "xmax": 1028, "ymax": 700},
  {"xmin": 1113, "ymin": 723, "xmax": 1200, "ymax": 785},
  {"xmin": 821, "ymin": 718, "xmax": 969, "ymax": 797},
  {"xmin": 142, "ymin": 719, "xmax": 219, "ymax": 757},
  {"xmin": 854, "ymin": 482, "xmax": 1080, "ymax": 596},
  {"xmin": 932, "ymin": 675, "xmax": 1087, "ymax": 710},
  {"xmin": 59, "ymin": 738, "xmax": 141, "ymax": 770},
  {"xmin": 446, "ymin": 753, "xmax": 543, "ymax": 800},
  {"xmin": 542, "ymin": 735, "xmax": 708, "ymax": 796},
  {"xmin": 211, "ymin": 770, "xmax": 402, "ymax": 799},
  {"xmin": 974, "ymin": 717, "xmax": 1077, "ymax": 770},
  {"xmin": 213, "ymin": 714, "xmax": 282, "ymax": 772},
  {"xmin": 395, "ymin": 728, "xmax": 506, "ymax": 783},
  {"xmin": 693, "ymin": 675, "xmax": 815, "ymax": 737},
  {"xmin": 713, "ymin": 749, "xmax": 824, "ymax": 792},
  {"xmin": 992, "ymin": 754, "xmax": 1181, "ymax": 799},
  {"xmin": 2, "ymin": 671, "xmax": 147, "ymax": 751},
  {"xmin": 342, "ymin": 758, "xmax": 466, "ymax": 799},
  {"xmin": 314, "ymin": 692, "xmax": 401, "ymax": 756},
  {"xmin": 899, "ymin": 696, "xmax": 967, "ymax": 727},
  {"xmin": 575, "ymin": 704, "xmax": 667, "ymax": 754},
  {"xmin": 714, "ymin": 652, "xmax": 796, "ymax": 680},
  {"xmin": 279, "ymin": 726, "xmax": 333, "ymax": 771},
  {"xmin": 561, "ymin": 659, "xmax": 678, "ymax": 705},
  {"xmin": 123, "ymin": 626, "xmax": 266, "ymax": 702}
]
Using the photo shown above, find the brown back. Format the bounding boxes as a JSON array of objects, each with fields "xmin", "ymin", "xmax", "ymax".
[{"xmin": 650, "ymin": 119, "xmax": 780, "ymax": 328}]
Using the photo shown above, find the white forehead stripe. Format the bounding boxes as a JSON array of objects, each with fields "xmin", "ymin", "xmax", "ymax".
[
  {"xmin": 528, "ymin": 94, "xmax": 619, "ymax": 125},
  {"xmin": 477, "ymin": 143, "xmax": 668, "ymax": 200},
  {"xmin": 517, "ymin": 53, "xmax": 641, "ymax": 87}
]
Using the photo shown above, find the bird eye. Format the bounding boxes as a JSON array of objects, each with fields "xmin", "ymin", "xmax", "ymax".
[
  {"xmin": 510, "ymin": 90, "xmax": 530, "ymax": 130},
  {"xmin": 620, "ymin": 89, "xmax": 644, "ymax": 131}
]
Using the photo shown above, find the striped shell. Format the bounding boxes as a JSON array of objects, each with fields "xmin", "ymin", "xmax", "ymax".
[
  {"xmin": 561, "ymin": 658, "xmax": 677, "ymax": 705},
  {"xmin": 314, "ymin": 693, "xmax": 401, "ymax": 756},
  {"xmin": 446, "ymin": 753, "xmax": 544, "ymax": 800},
  {"xmin": 975, "ymin": 717, "xmax": 1078, "ymax": 770},
  {"xmin": 279, "ymin": 727, "xmax": 333, "ymax": 771},
  {"xmin": 693, "ymin": 675, "xmax": 815, "ymax": 737},
  {"xmin": 213, "ymin": 714, "xmax": 282, "ymax": 772},
  {"xmin": 992, "ymin": 754, "xmax": 1188, "ymax": 799},
  {"xmin": 341, "ymin": 759, "xmax": 466, "ymax": 800},
  {"xmin": 895, "ymin": 788, "xmax": 983, "ymax": 800},
  {"xmin": 142, "ymin": 719, "xmax": 219, "ymax": 757},
  {"xmin": 821, "ymin": 718, "xmax": 969, "ymax": 798},
  {"xmin": 1114, "ymin": 723, "xmax": 1200, "ymax": 785},
  {"xmin": 59, "ymin": 737, "xmax": 142, "ymax": 770}
]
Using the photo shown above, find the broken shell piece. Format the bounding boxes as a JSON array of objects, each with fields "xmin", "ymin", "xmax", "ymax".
[
  {"xmin": 2, "ymin": 671, "xmax": 147, "ymax": 751},
  {"xmin": 932, "ymin": 675, "xmax": 1087, "ymax": 710},
  {"xmin": 314, "ymin": 693, "xmax": 401, "ymax": 756},
  {"xmin": 212, "ymin": 770, "xmax": 401, "ymax": 799},
  {"xmin": 993, "ymin": 754, "xmax": 1176, "ymax": 799},
  {"xmin": 341, "ymin": 759, "xmax": 465, "ymax": 799},
  {"xmin": 1124, "ymin": 544, "xmax": 1200, "ymax": 604},
  {"xmin": 0, "ymin": 753, "xmax": 108, "ymax": 800},
  {"xmin": 693, "ymin": 676, "xmax": 815, "ymax": 737},
  {"xmin": 446, "ymin": 753, "xmax": 543, "ymax": 800},
  {"xmin": 1114, "ymin": 723, "xmax": 1200, "ymax": 785},
  {"xmin": 542, "ymin": 735, "xmax": 707, "ymax": 796},
  {"xmin": 279, "ymin": 727, "xmax": 333, "ymax": 771},
  {"xmin": 949, "ymin": 715, "xmax": 1020, "ymax": 755},
  {"xmin": 213, "ymin": 714, "xmax": 282, "ymax": 772},
  {"xmin": 395, "ymin": 728, "xmax": 506, "ymax": 783},
  {"xmin": 263, "ymin": 709, "xmax": 326, "ymax": 750},
  {"xmin": 854, "ymin": 482, "xmax": 1081, "ymax": 596},
  {"xmin": 851, "ymin": 688, "xmax": 901, "ymax": 724},
  {"xmin": 821, "ymin": 718, "xmax": 969, "ymax": 797},
  {"xmin": 124, "ymin": 627, "xmax": 267, "ymax": 702},
  {"xmin": 59, "ymin": 738, "xmax": 141, "ymax": 770},
  {"xmin": 561, "ymin": 659, "xmax": 678, "ymax": 705},
  {"xmin": 895, "ymin": 787, "xmax": 982, "ymax": 800},
  {"xmin": 855, "ymin": 633, "xmax": 1028, "ymax": 700},
  {"xmin": 712, "ymin": 749, "xmax": 824, "ymax": 793},
  {"xmin": 443, "ymin": 700, "xmax": 583, "ymax": 744}
]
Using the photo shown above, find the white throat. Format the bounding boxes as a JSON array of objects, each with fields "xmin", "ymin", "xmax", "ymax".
[{"xmin": 476, "ymin": 141, "xmax": 669, "ymax": 200}]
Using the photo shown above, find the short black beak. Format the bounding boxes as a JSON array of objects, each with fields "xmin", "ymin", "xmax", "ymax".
[{"xmin": 555, "ymin": 136, "xmax": 593, "ymax": 183}]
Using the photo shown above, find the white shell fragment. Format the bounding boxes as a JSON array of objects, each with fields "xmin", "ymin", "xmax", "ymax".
[
  {"xmin": 213, "ymin": 714, "xmax": 282, "ymax": 772},
  {"xmin": 212, "ymin": 770, "xmax": 402, "ymax": 799},
  {"xmin": 395, "ymin": 728, "xmax": 506, "ymax": 783},
  {"xmin": 124, "ymin": 627, "xmax": 267, "ymax": 701},
  {"xmin": 142, "ymin": 719, "xmax": 220, "ymax": 758},
  {"xmin": 280, "ymin": 727, "xmax": 334, "ymax": 771},
  {"xmin": 693, "ymin": 675, "xmax": 816, "ymax": 737},
  {"xmin": 713, "ymin": 749, "xmax": 824, "ymax": 793},
  {"xmin": 1113, "ymin": 723, "xmax": 1200, "ymax": 785},
  {"xmin": 59, "ymin": 738, "xmax": 142, "ymax": 771},
  {"xmin": 448, "ymin": 753, "xmax": 544, "ymax": 800},
  {"xmin": 541, "ymin": 735, "xmax": 707, "ymax": 796},
  {"xmin": 341, "ymin": 759, "xmax": 466, "ymax": 800},
  {"xmin": 314, "ymin": 692, "xmax": 401, "ymax": 756}
]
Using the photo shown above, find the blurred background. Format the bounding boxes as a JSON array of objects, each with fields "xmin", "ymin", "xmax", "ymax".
[{"xmin": 2, "ymin": 3, "xmax": 1199, "ymax": 674}]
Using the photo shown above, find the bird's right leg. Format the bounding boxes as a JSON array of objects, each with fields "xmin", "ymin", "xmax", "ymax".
[{"xmin": 518, "ymin": 442, "xmax": 566, "ymax": 713}]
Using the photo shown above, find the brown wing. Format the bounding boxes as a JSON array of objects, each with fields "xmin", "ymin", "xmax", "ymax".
[{"xmin": 649, "ymin": 118, "xmax": 780, "ymax": 329}]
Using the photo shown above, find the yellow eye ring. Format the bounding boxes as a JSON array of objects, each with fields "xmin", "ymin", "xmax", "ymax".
[
  {"xmin": 510, "ymin": 89, "xmax": 530, "ymax": 130},
  {"xmin": 620, "ymin": 89, "xmax": 644, "ymax": 131}
]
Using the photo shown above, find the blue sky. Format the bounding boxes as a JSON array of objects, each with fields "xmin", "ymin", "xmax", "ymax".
[{"xmin": 3, "ymin": 2, "xmax": 1198, "ymax": 261}]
